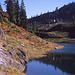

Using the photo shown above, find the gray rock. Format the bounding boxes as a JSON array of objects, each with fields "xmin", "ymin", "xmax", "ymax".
[
  {"xmin": 0, "ymin": 45, "xmax": 28, "ymax": 72},
  {"xmin": 0, "ymin": 26, "xmax": 28, "ymax": 72},
  {"xmin": 0, "ymin": 26, "xmax": 6, "ymax": 40}
]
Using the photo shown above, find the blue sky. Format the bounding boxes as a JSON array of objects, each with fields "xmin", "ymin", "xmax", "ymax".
[{"xmin": 0, "ymin": 0, "xmax": 75, "ymax": 18}]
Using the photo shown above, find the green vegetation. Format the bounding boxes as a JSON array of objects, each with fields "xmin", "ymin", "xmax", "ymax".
[
  {"xmin": 0, "ymin": 14, "xmax": 3, "ymax": 23},
  {"xmin": 3, "ymin": 17, "xmax": 11, "ymax": 27},
  {"xmin": 15, "ymin": 0, "xmax": 19, "ymax": 25},
  {"xmin": 5, "ymin": 0, "xmax": 28, "ymax": 30},
  {"xmin": 20, "ymin": 0, "xmax": 28, "ymax": 30},
  {"xmin": 0, "ymin": 65, "xmax": 2, "ymax": 70},
  {"xmin": 0, "ymin": 14, "xmax": 3, "ymax": 27},
  {"xmin": 6, "ymin": 0, "xmax": 16, "ymax": 23},
  {"xmin": 3, "ymin": 44, "xmax": 9, "ymax": 50},
  {"xmin": 5, "ymin": 67, "xmax": 25, "ymax": 75},
  {"xmin": 26, "ymin": 36, "xmax": 31, "ymax": 40},
  {"xmin": 16, "ymin": 28, "xmax": 21, "ymax": 33}
]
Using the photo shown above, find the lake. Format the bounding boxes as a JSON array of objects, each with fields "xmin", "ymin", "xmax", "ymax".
[{"xmin": 26, "ymin": 44, "xmax": 75, "ymax": 75}]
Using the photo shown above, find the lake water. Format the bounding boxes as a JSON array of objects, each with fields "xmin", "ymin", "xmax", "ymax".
[
  {"xmin": 26, "ymin": 44, "xmax": 75, "ymax": 75},
  {"xmin": 51, "ymin": 43, "xmax": 75, "ymax": 55}
]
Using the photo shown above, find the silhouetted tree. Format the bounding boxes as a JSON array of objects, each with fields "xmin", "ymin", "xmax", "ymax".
[
  {"xmin": 33, "ymin": 21, "xmax": 37, "ymax": 33},
  {"xmin": 55, "ymin": 7, "xmax": 58, "ymax": 11}
]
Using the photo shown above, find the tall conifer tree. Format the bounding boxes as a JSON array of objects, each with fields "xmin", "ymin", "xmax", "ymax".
[
  {"xmin": 20, "ymin": 0, "xmax": 28, "ymax": 30},
  {"xmin": 15, "ymin": 0, "xmax": 19, "ymax": 25},
  {"xmin": 6, "ymin": 0, "xmax": 16, "ymax": 23}
]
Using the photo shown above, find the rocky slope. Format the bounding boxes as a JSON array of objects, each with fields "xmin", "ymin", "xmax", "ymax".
[{"xmin": 0, "ymin": 26, "xmax": 28, "ymax": 75}]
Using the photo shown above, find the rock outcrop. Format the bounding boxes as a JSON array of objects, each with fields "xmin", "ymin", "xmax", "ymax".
[
  {"xmin": 0, "ymin": 26, "xmax": 28, "ymax": 72},
  {"xmin": 0, "ymin": 26, "xmax": 6, "ymax": 40}
]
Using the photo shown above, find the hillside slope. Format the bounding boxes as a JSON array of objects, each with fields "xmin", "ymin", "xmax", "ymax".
[{"xmin": 0, "ymin": 11, "xmax": 63, "ymax": 75}]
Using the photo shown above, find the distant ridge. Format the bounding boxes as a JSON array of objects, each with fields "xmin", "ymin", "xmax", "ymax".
[{"xmin": 28, "ymin": 2, "xmax": 75, "ymax": 24}]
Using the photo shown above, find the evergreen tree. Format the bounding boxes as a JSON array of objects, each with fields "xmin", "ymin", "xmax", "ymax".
[
  {"xmin": 20, "ymin": 0, "xmax": 28, "ymax": 30},
  {"xmin": 0, "ymin": 4, "xmax": 3, "ymax": 11},
  {"xmin": 55, "ymin": 7, "xmax": 58, "ymax": 11},
  {"xmin": 33, "ymin": 21, "xmax": 37, "ymax": 33},
  {"xmin": 15, "ymin": 0, "xmax": 19, "ymax": 25},
  {"xmin": 6, "ymin": 0, "xmax": 16, "ymax": 23}
]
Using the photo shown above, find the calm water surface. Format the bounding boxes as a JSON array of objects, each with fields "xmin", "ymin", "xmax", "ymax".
[
  {"xmin": 51, "ymin": 43, "xmax": 75, "ymax": 54},
  {"xmin": 26, "ymin": 44, "xmax": 75, "ymax": 75}
]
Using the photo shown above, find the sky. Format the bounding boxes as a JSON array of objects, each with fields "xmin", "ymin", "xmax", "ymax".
[{"xmin": 0, "ymin": 0, "xmax": 75, "ymax": 18}]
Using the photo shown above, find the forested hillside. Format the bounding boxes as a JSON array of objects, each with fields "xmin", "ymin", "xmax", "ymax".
[{"xmin": 28, "ymin": 2, "xmax": 75, "ymax": 24}]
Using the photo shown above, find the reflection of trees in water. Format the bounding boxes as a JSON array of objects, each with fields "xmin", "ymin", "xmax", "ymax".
[{"xmin": 35, "ymin": 52, "xmax": 75, "ymax": 74}]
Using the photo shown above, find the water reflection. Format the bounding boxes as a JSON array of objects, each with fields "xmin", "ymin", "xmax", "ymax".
[
  {"xmin": 26, "ymin": 44, "xmax": 75, "ymax": 75},
  {"xmin": 35, "ymin": 52, "xmax": 75, "ymax": 75}
]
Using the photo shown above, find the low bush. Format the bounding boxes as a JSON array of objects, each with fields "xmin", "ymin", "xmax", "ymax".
[
  {"xmin": 3, "ymin": 17, "xmax": 11, "ymax": 27},
  {"xmin": 26, "ymin": 36, "xmax": 31, "ymax": 40}
]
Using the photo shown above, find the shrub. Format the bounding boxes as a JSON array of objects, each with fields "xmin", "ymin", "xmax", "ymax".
[
  {"xmin": 1, "ymin": 22, "xmax": 3, "ymax": 27},
  {"xmin": 7, "ymin": 29, "xmax": 11, "ymax": 32},
  {"xmin": 3, "ymin": 17, "xmax": 11, "ymax": 27},
  {"xmin": 0, "ymin": 14, "xmax": 3, "ymax": 27},
  {"xmin": 26, "ymin": 36, "xmax": 31, "ymax": 40},
  {"xmin": 0, "ymin": 14, "xmax": 3, "ymax": 23},
  {"xmin": 11, "ymin": 25, "xmax": 16, "ymax": 28},
  {"xmin": 16, "ymin": 29, "xmax": 21, "ymax": 33},
  {"xmin": 28, "ymin": 29, "xmax": 35, "ymax": 36},
  {"xmin": 31, "ymin": 30, "xmax": 35, "ymax": 36}
]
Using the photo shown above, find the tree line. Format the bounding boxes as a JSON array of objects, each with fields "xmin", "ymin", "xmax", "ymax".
[
  {"xmin": 4, "ymin": 0, "xmax": 28, "ymax": 30},
  {"xmin": 29, "ymin": 2, "xmax": 75, "ymax": 25}
]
